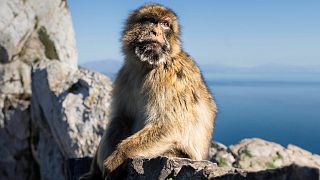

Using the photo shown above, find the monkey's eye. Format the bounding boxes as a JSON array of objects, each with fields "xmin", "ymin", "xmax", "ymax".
[
  {"xmin": 141, "ymin": 17, "xmax": 156, "ymax": 24},
  {"xmin": 160, "ymin": 21, "xmax": 170, "ymax": 29}
]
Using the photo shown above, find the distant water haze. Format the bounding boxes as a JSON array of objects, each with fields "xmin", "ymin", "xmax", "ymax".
[
  {"xmin": 80, "ymin": 59, "xmax": 320, "ymax": 81},
  {"xmin": 81, "ymin": 60, "xmax": 320, "ymax": 154}
]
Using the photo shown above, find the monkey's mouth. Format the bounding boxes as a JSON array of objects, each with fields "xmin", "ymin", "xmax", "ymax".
[
  {"xmin": 139, "ymin": 40, "xmax": 163, "ymax": 50},
  {"xmin": 134, "ymin": 40, "xmax": 168, "ymax": 65}
]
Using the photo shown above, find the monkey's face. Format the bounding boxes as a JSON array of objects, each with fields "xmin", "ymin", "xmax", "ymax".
[
  {"xmin": 122, "ymin": 4, "xmax": 181, "ymax": 66},
  {"xmin": 133, "ymin": 17, "xmax": 171, "ymax": 65}
]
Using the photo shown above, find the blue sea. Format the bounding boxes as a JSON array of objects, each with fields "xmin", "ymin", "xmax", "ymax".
[{"xmin": 206, "ymin": 73, "xmax": 320, "ymax": 154}]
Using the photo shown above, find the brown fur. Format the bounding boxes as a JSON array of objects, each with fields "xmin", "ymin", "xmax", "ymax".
[{"xmin": 80, "ymin": 3, "xmax": 217, "ymax": 179}]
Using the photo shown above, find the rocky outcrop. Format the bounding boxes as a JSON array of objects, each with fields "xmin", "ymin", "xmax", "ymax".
[
  {"xmin": 0, "ymin": 0, "xmax": 112, "ymax": 179},
  {"xmin": 31, "ymin": 60, "xmax": 112, "ymax": 180},
  {"xmin": 209, "ymin": 138, "xmax": 320, "ymax": 171},
  {"xmin": 105, "ymin": 138, "xmax": 320, "ymax": 180},
  {"xmin": 107, "ymin": 139, "xmax": 320, "ymax": 179},
  {"xmin": 109, "ymin": 156, "xmax": 320, "ymax": 180},
  {"xmin": 32, "ymin": 61, "xmax": 111, "ymax": 158},
  {"xmin": 71, "ymin": 138, "xmax": 320, "ymax": 180}
]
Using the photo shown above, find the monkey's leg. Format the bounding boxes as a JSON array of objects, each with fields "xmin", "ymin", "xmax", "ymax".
[{"xmin": 103, "ymin": 122, "xmax": 173, "ymax": 173}]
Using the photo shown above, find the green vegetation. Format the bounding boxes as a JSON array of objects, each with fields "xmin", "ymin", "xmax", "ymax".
[
  {"xmin": 272, "ymin": 155, "xmax": 281, "ymax": 162},
  {"xmin": 217, "ymin": 157, "xmax": 228, "ymax": 167},
  {"xmin": 38, "ymin": 27, "xmax": 59, "ymax": 60},
  {"xmin": 242, "ymin": 149, "xmax": 253, "ymax": 158},
  {"xmin": 265, "ymin": 161, "xmax": 276, "ymax": 169}
]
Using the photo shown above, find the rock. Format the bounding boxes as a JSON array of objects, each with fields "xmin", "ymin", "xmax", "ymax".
[
  {"xmin": 209, "ymin": 141, "xmax": 235, "ymax": 168},
  {"xmin": 0, "ymin": 60, "xmax": 32, "ymax": 180},
  {"xmin": 0, "ymin": 0, "xmax": 110, "ymax": 179},
  {"xmin": 31, "ymin": 60, "xmax": 112, "ymax": 179},
  {"xmin": 109, "ymin": 156, "xmax": 320, "ymax": 180},
  {"xmin": 229, "ymin": 138, "xmax": 287, "ymax": 170},
  {"xmin": 109, "ymin": 156, "xmax": 237, "ymax": 179},
  {"xmin": 209, "ymin": 138, "xmax": 320, "ymax": 172},
  {"xmin": 0, "ymin": 50, "xmax": 32, "ymax": 180},
  {"xmin": 0, "ymin": 0, "xmax": 77, "ymax": 65},
  {"xmin": 0, "ymin": 94, "xmax": 32, "ymax": 180},
  {"xmin": 286, "ymin": 144, "xmax": 320, "ymax": 168},
  {"xmin": 0, "ymin": 60, "xmax": 31, "ymax": 95}
]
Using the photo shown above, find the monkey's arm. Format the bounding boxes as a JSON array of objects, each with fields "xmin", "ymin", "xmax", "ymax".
[{"xmin": 103, "ymin": 122, "xmax": 172, "ymax": 173}]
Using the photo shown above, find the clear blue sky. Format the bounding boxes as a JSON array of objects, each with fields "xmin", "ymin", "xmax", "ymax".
[{"xmin": 69, "ymin": 1, "xmax": 320, "ymax": 67}]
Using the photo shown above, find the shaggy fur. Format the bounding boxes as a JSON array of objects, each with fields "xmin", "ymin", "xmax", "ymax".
[{"xmin": 80, "ymin": 3, "xmax": 217, "ymax": 179}]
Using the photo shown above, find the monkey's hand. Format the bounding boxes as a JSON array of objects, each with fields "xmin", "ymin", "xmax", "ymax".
[{"xmin": 103, "ymin": 149, "xmax": 126, "ymax": 174}]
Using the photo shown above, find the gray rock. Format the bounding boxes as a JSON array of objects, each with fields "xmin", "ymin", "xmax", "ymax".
[
  {"xmin": 229, "ymin": 138, "xmax": 288, "ymax": 170},
  {"xmin": 0, "ymin": 58, "xmax": 32, "ymax": 179},
  {"xmin": 0, "ymin": 60, "xmax": 31, "ymax": 95},
  {"xmin": 109, "ymin": 156, "xmax": 231, "ymax": 179},
  {"xmin": 0, "ymin": 0, "xmax": 77, "ymax": 65},
  {"xmin": 109, "ymin": 156, "xmax": 320, "ymax": 180},
  {"xmin": 31, "ymin": 60, "xmax": 112, "ymax": 179},
  {"xmin": 0, "ymin": 94, "xmax": 32, "ymax": 180},
  {"xmin": 0, "ymin": 0, "xmax": 107, "ymax": 179},
  {"xmin": 209, "ymin": 141, "xmax": 235, "ymax": 168},
  {"xmin": 209, "ymin": 138, "xmax": 320, "ymax": 172}
]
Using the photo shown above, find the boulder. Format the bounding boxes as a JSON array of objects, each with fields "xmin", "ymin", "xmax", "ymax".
[{"xmin": 209, "ymin": 138, "xmax": 320, "ymax": 172}]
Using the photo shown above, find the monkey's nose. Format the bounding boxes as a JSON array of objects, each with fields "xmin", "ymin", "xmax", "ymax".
[
  {"xmin": 151, "ymin": 30, "xmax": 157, "ymax": 36},
  {"xmin": 151, "ymin": 25, "xmax": 162, "ymax": 36},
  {"xmin": 150, "ymin": 26, "xmax": 164, "ymax": 44}
]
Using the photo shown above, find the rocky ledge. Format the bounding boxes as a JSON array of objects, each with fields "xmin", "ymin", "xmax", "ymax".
[
  {"xmin": 72, "ymin": 138, "xmax": 320, "ymax": 180},
  {"xmin": 109, "ymin": 156, "xmax": 319, "ymax": 180},
  {"xmin": 70, "ymin": 138, "xmax": 320, "ymax": 180}
]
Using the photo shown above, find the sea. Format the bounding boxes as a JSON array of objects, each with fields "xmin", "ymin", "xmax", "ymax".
[{"xmin": 206, "ymin": 72, "xmax": 320, "ymax": 154}]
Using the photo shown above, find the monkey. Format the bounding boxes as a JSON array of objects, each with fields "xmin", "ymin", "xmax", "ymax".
[{"xmin": 80, "ymin": 3, "xmax": 217, "ymax": 179}]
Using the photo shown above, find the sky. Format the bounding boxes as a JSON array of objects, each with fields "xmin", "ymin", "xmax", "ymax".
[{"xmin": 68, "ymin": 1, "xmax": 320, "ymax": 68}]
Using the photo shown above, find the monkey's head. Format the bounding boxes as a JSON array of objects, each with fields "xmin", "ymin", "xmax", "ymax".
[{"xmin": 122, "ymin": 4, "xmax": 181, "ymax": 66}]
